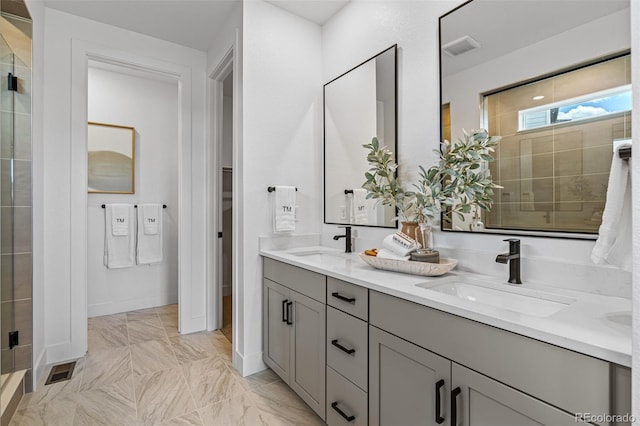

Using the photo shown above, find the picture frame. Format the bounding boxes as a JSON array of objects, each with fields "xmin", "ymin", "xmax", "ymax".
[{"xmin": 88, "ymin": 122, "xmax": 135, "ymax": 194}]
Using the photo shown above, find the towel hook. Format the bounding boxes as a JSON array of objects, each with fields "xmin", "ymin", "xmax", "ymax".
[{"xmin": 344, "ymin": 189, "xmax": 354, "ymax": 194}]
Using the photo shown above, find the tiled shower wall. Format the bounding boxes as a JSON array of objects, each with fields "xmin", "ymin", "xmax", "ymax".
[
  {"xmin": 0, "ymin": 13, "xmax": 33, "ymax": 391},
  {"xmin": 486, "ymin": 55, "xmax": 632, "ymax": 233}
]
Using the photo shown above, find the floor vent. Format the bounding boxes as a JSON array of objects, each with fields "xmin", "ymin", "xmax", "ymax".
[{"xmin": 44, "ymin": 361, "xmax": 76, "ymax": 386}]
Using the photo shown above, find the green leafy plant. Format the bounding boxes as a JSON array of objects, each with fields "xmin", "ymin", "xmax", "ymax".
[{"xmin": 362, "ymin": 129, "xmax": 502, "ymax": 225}]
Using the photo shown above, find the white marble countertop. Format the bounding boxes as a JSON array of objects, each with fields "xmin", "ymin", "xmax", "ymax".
[{"xmin": 260, "ymin": 245, "xmax": 632, "ymax": 367}]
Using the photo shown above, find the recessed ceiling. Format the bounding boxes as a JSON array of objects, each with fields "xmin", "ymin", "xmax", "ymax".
[
  {"xmin": 43, "ymin": 0, "xmax": 238, "ymax": 51},
  {"xmin": 265, "ymin": 0, "xmax": 349, "ymax": 25}
]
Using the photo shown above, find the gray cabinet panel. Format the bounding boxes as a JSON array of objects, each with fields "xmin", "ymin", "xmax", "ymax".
[
  {"xmin": 327, "ymin": 277, "xmax": 369, "ymax": 320},
  {"xmin": 264, "ymin": 258, "xmax": 326, "ymax": 302},
  {"xmin": 327, "ymin": 366, "xmax": 368, "ymax": 426},
  {"xmin": 369, "ymin": 326, "xmax": 450, "ymax": 426},
  {"xmin": 263, "ymin": 279, "xmax": 290, "ymax": 382},
  {"xmin": 290, "ymin": 290, "xmax": 326, "ymax": 420},
  {"xmin": 327, "ymin": 306, "xmax": 368, "ymax": 391},
  {"xmin": 370, "ymin": 290, "xmax": 610, "ymax": 417},
  {"xmin": 612, "ymin": 365, "xmax": 632, "ymax": 426},
  {"xmin": 452, "ymin": 363, "xmax": 579, "ymax": 426}
]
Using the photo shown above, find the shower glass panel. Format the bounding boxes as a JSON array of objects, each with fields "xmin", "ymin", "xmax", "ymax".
[{"xmin": 1, "ymin": 8, "xmax": 33, "ymax": 392}]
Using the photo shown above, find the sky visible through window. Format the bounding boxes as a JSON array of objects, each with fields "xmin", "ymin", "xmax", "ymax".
[{"xmin": 519, "ymin": 85, "xmax": 632, "ymax": 131}]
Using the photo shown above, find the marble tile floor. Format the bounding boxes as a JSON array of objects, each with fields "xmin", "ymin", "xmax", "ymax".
[{"xmin": 10, "ymin": 304, "xmax": 324, "ymax": 426}]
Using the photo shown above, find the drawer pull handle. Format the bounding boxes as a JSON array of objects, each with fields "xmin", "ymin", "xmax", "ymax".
[
  {"xmin": 286, "ymin": 301, "xmax": 293, "ymax": 325},
  {"xmin": 331, "ymin": 292, "xmax": 356, "ymax": 304},
  {"xmin": 435, "ymin": 379, "xmax": 445, "ymax": 424},
  {"xmin": 451, "ymin": 387, "xmax": 461, "ymax": 426},
  {"xmin": 331, "ymin": 339, "xmax": 356, "ymax": 355},
  {"xmin": 282, "ymin": 299, "xmax": 289, "ymax": 323},
  {"xmin": 331, "ymin": 401, "xmax": 356, "ymax": 422}
]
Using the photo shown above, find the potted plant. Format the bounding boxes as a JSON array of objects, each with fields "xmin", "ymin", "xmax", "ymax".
[{"xmin": 362, "ymin": 129, "xmax": 501, "ymax": 249}]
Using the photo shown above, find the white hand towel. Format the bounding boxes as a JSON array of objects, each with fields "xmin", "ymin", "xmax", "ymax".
[
  {"xmin": 141, "ymin": 204, "xmax": 160, "ymax": 235},
  {"xmin": 591, "ymin": 143, "xmax": 632, "ymax": 271},
  {"xmin": 104, "ymin": 204, "xmax": 135, "ymax": 269},
  {"xmin": 351, "ymin": 189, "xmax": 368, "ymax": 225},
  {"xmin": 377, "ymin": 248, "xmax": 410, "ymax": 261},
  {"xmin": 111, "ymin": 204, "xmax": 130, "ymax": 236},
  {"xmin": 137, "ymin": 203, "xmax": 163, "ymax": 265},
  {"xmin": 274, "ymin": 186, "xmax": 296, "ymax": 233},
  {"xmin": 382, "ymin": 232, "xmax": 421, "ymax": 257}
]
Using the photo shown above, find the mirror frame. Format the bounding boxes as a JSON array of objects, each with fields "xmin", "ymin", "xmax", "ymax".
[
  {"xmin": 437, "ymin": 0, "xmax": 629, "ymax": 240},
  {"xmin": 323, "ymin": 44, "xmax": 398, "ymax": 228}
]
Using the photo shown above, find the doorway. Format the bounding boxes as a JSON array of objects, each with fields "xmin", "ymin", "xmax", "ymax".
[{"xmin": 220, "ymin": 71, "xmax": 233, "ymax": 343}]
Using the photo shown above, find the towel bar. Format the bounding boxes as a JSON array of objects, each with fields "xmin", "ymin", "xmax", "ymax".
[
  {"xmin": 102, "ymin": 204, "xmax": 167, "ymax": 208},
  {"xmin": 267, "ymin": 186, "xmax": 297, "ymax": 192}
]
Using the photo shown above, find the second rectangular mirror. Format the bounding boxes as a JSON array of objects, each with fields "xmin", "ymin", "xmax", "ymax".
[{"xmin": 324, "ymin": 44, "xmax": 397, "ymax": 228}]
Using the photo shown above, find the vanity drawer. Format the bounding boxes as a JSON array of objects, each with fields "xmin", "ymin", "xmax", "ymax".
[
  {"xmin": 263, "ymin": 258, "xmax": 326, "ymax": 303},
  {"xmin": 327, "ymin": 306, "xmax": 368, "ymax": 391},
  {"xmin": 327, "ymin": 277, "xmax": 368, "ymax": 320},
  {"xmin": 327, "ymin": 366, "xmax": 368, "ymax": 426}
]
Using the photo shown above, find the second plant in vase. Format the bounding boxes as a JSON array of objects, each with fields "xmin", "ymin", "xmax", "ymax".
[{"xmin": 362, "ymin": 129, "xmax": 501, "ymax": 250}]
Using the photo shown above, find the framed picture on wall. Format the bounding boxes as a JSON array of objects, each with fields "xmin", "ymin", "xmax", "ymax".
[{"xmin": 88, "ymin": 122, "xmax": 135, "ymax": 194}]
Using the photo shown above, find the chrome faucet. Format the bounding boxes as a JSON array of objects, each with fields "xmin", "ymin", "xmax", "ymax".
[
  {"xmin": 333, "ymin": 226, "xmax": 352, "ymax": 253},
  {"xmin": 496, "ymin": 238, "xmax": 522, "ymax": 284}
]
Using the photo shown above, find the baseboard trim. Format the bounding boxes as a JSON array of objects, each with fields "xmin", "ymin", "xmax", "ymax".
[
  {"xmin": 237, "ymin": 350, "xmax": 266, "ymax": 377},
  {"xmin": 33, "ymin": 348, "xmax": 47, "ymax": 391},
  {"xmin": 88, "ymin": 293, "xmax": 178, "ymax": 318}
]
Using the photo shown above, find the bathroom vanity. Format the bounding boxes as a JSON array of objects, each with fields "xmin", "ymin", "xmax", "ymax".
[{"xmin": 261, "ymin": 247, "xmax": 631, "ymax": 426}]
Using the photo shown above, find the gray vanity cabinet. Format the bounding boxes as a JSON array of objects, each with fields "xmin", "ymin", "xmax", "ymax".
[
  {"xmin": 263, "ymin": 279, "xmax": 291, "ymax": 380},
  {"xmin": 452, "ymin": 364, "xmax": 580, "ymax": 426},
  {"xmin": 262, "ymin": 259, "xmax": 327, "ymax": 421},
  {"xmin": 369, "ymin": 326, "xmax": 450, "ymax": 426}
]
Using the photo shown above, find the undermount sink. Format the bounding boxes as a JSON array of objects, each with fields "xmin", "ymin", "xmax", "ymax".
[
  {"xmin": 291, "ymin": 249, "xmax": 351, "ymax": 265},
  {"xmin": 416, "ymin": 277, "xmax": 575, "ymax": 317}
]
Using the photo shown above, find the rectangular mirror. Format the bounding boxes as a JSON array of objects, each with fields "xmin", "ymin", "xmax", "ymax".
[
  {"xmin": 324, "ymin": 45, "xmax": 397, "ymax": 228},
  {"xmin": 439, "ymin": 0, "xmax": 631, "ymax": 238},
  {"xmin": 88, "ymin": 121, "xmax": 135, "ymax": 194}
]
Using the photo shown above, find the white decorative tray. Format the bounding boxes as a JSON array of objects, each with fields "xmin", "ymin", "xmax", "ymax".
[{"xmin": 359, "ymin": 253, "xmax": 457, "ymax": 277}]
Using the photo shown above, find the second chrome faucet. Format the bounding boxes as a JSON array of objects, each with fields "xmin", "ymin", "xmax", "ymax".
[{"xmin": 496, "ymin": 238, "xmax": 522, "ymax": 284}]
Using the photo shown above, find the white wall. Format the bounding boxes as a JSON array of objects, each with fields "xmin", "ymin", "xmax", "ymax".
[
  {"xmin": 240, "ymin": 0, "xmax": 322, "ymax": 375},
  {"xmin": 320, "ymin": 0, "xmax": 632, "ymax": 300},
  {"xmin": 41, "ymin": 7, "xmax": 207, "ymax": 365},
  {"xmin": 86, "ymin": 66, "xmax": 179, "ymax": 317}
]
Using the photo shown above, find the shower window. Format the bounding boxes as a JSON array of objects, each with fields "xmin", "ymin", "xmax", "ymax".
[{"xmin": 483, "ymin": 54, "xmax": 632, "ymax": 234}]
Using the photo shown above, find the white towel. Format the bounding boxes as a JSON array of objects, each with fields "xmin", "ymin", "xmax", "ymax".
[
  {"xmin": 274, "ymin": 186, "xmax": 296, "ymax": 233},
  {"xmin": 591, "ymin": 143, "xmax": 632, "ymax": 271},
  {"xmin": 351, "ymin": 189, "xmax": 368, "ymax": 225},
  {"xmin": 104, "ymin": 204, "xmax": 135, "ymax": 269},
  {"xmin": 382, "ymin": 232, "xmax": 421, "ymax": 257},
  {"xmin": 111, "ymin": 204, "xmax": 130, "ymax": 236},
  {"xmin": 377, "ymin": 248, "xmax": 410, "ymax": 261},
  {"xmin": 137, "ymin": 203, "xmax": 163, "ymax": 265}
]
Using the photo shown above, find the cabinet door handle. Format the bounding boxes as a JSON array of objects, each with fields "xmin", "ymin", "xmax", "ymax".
[
  {"xmin": 435, "ymin": 379, "xmax": 445, "ymax": 424},
  {"xmin": 331, "ymin": 401, "xmax": 356, "ymax": 422},
  {"xmin": 286, "ymin": 301, "xmax": 293, "ymax": 325},
  {"xmin": 331, "ymin": 292, "xmax": 356, "ymax": 304},
  {"xmin": 331, "ymin": 339, "xmax": 356, "ymax": 355},
  {"xmin": 282, "ymin": 299, "xmax": 289, "ymax": 323},
  {"xmin": 451, "ymin": 387, "xmax": 461, "ymax": 426}
]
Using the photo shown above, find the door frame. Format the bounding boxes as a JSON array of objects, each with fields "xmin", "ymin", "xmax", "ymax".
[
  {"xmin": 207, "ymin": 47, "xmax": 233, "ymax": 332},
  {"xmin": 69, "ymin": 39, "xmax": 192, "ymax": 358}
]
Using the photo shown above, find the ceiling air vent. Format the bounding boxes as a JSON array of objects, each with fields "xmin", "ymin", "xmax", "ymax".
[{"xmin": 442, "ymin": 36, "xmax": 480, "ymax": 57}]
